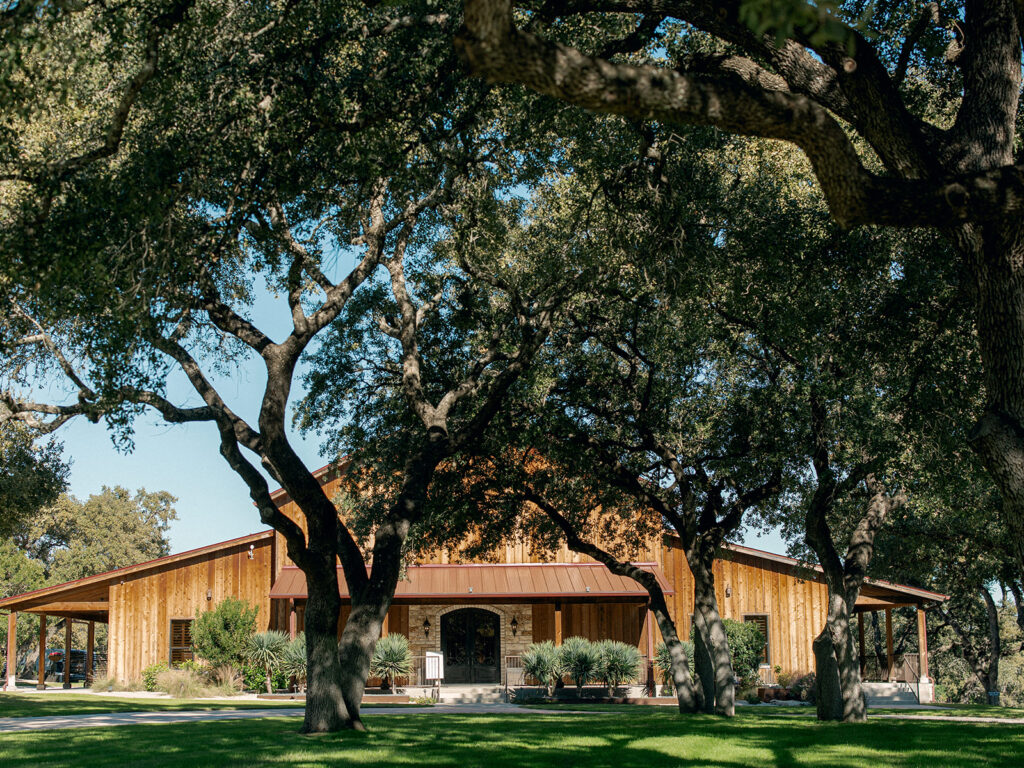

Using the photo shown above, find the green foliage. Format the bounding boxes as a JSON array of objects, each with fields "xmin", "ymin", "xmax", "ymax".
[
  {"xmin": 370, "ymin": 634, "xmax": 412, "ymax": 691},
  {"xmin": 244, "ymin": 631, "xmax": 289, "ymax": 694},
  {"xmin": 521, "ymin": 641, "xmax": 563, "ymax": 695},
  {"xmin": 790, "ymin": 672, "xmax": 817, "ymax": 703},
  {"xmin": 723, "ymin": 619, "xmax": 765, "ymax": 689},
  {"xmin": 0, "ymin": 424, "xmax": 67, "ymax": 542},
  {"xmin": 655, "ymin": 640, "xmax": 695, "ymax": 687},
  {"xmin": 191, "ymin": 597, "xmax": 258, "ymax": 669},
  {"xmin": 738, "ymin": 0, "xmax": 871, "ymax": 51},
  {"xmin": 142, "ymin": 662, "xmax": 170, "ymax": 692},
  {"xmin": 557, "ymin": 637, "xmax": 601, "ymax": 695},
  {"xmin": 279, "ymin": 634, "xmax": 307, "ymax": 688},
  {"xmin": 595, "ymin": 640, "xmax": 642, "ymax": 689},
  {"xmin": 242, "ymin": 663, "xmax": 288, "ymax": 693}
]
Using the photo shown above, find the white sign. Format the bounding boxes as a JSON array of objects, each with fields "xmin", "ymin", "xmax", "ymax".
[{"xmin": 425, "ymin": 651, "xmax": 444, "ymax": 681}]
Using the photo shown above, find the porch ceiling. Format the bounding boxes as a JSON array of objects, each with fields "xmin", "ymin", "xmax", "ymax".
[{"xmin": 270, "ymin": 562, "xmax": 673, "ymax": 602}]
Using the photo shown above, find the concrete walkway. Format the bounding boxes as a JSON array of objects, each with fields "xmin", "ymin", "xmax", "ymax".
[
  {"xmin": 0, "ymin": 702, "xmax": 585, "ymax": 733},
  {"xmin": 872, "ymin": 713, "xmax": 1024, "ymax": 725}
]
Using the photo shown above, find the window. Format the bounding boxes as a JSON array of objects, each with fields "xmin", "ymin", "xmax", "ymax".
[
  {"xmin": 169, "ymin": 619, "xmax": 194, "ymax": 665},
  {"xmin": 744, "ymin": 614, "xmax": 769, "ymax": 665}
]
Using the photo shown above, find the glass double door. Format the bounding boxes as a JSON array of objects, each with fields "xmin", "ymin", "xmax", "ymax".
[{"xmin": 441, "ymin": 608, "xmax": 500, "ymax": 684}]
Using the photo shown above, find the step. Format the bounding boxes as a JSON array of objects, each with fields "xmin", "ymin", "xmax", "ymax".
[{"xmin": 437, "ymin": 686, "xmax": 506, "ymax": 704}]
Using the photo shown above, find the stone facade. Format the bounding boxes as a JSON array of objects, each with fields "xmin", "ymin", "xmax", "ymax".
[{"xmin": 406, "ymin": 603, "xmax": 534, "ymax": 684}]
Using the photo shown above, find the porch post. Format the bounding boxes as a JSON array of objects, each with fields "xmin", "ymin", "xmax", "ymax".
[
  {"xmin": 857, "ymin": 611, "xmax": 866, "ymax": 677},
  {"xmin": 85, "ymin": 621, "xmax": 95, "ymax": 688},
  {"xmin": 885, "ymin": 608, "xmax": 894, "ymax": 682},
  {"xmin": 381, "ymin": 611, "xmax": 390, "ymax": 638},
  {"xmin": 645, "ymin": 607, "xmax": 655, "ymax": 696},
  {"xmin": 37, "ymin": 615, "xmax": 46, "ymax": 689},
  {"xmin": 62, "ymin": 619, "xmax": 72, "ymax": 689},
  {"xmin": 288, "ymin": 599, "xmax": 297, "ymax": 640},
  {"xmin": 4, "ymin": 612, "xmax": 16, "ymax": 690},
  {"xmin": 916, "ymin": 608, "xmax": 930, "ymax": 680},
  {"xmin": 554, "ymin": 601, "xmax": 562, "ymax": 646}
]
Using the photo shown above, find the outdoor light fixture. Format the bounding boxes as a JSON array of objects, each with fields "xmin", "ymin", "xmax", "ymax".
[
  {"xmin": 423, "ymin": 618, "xmax": 431, "ymax": 639},
  {"xmin": 510, "ymin": 616, "xmax": 518, "ymax": 637},
  {"xmin": 206, "ymin": 589, "xmax": 212, "ymax": 601},
  {"xmin": 247, "ymin": 544, "xmax": 255, "ymax": 560},
  {"xmin": 725, "ymin": 586, "xmax": 732, "ymax": 598}
]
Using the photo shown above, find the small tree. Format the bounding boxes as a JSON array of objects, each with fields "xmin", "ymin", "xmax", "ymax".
[
  {"xmin": 724, "ymin": 620, "xmax": 766, "ymax": 691},
  {"xmin": 281, "ymin": 633, "xmax": 307, "ymax": 692},
  {"xmin": 369, "ymin": 634, "xmax": 412, "ymax": 692},
  {"xmin": 558, "ymin": 637, "xmax": 600, "ymax": 697},
  {"xmin": 521, "ymin": 641, "xmax": 562, "ymax": 697},
  {"xmin": 191, "ymin": 597, "xmax": 258, "ymax": 669},
  {"xmin": 244, "ymin": 631, "xmax": 289, "ymax": 695},
  {"xmin": 596, "ymin": 640, "xmax": 642, "ymax": 693}
]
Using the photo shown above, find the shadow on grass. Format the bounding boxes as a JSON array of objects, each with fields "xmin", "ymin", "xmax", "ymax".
[
  {"xmin": 0, "ymin": 693, "xmax": 304, "ymax": 719},
  {"xmin": 0, "ymin": 709, "xmax": 1021, "ymax": 768}
]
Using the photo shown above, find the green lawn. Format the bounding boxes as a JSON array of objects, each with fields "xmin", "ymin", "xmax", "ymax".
[
  {"xmin": 0, "ymin": 709, "xmax": 1021, "ymax": 767},
  {"xmin": 0, "ymin": 693, "xmax": 429, "ymax": 719}
]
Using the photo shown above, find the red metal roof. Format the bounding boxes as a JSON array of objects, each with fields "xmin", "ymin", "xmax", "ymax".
[{"xmin": 269, "ymin": 562, "xmax": 673, "ymax": 601}]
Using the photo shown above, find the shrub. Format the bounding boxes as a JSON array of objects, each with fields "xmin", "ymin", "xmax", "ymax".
[
  {"xmin": 155, "ymin": 668, "xmax": 207, "ymax": 698},
  {"xmin": 142, "ymin": 662, "xmax": 170, "ymax": 692},
  {"xmin": 192, "ymin": 597, "xmax": 258, "ymax": 668},
  {"xmin": 723, "ymin": 619, "xmax": 765, "ymax": 689},
  {"xmin": 242, "ymin": 663, "xmax": 289, "ymax": 692},
  {"xmin": 558, "ymin": 636, "xmax": 601, "ymax": 696},
  {"xmin": 521, "ymin": 641, "xmax": 562, "ymax": 696},
  {"xmin": 211, "ymin": 664, "xmax": 243, "ymax": 694},
  {"xmin": 791, "ymin": 672, "xmax": 816, "ymax": 703},
  {"xmin": 654, "ymin": 640, "xmax": 695, "ymax": 691},
  {"xmin": 370, "ymin": 634, "xmax": 412, "ymax": 691},
  {"xmin": 280, "ymin": 633, "xmax": 307, "ymax": 690},
  {"xmin": 776, "ymin": 670, "xmax": 796, "ymax": 689},
  {"xmin": 596, "ymin": 640, "xmax": 641, "ymax": 690},
  {"xmin": 243, "ymin": 630, "xmax": 289, "ymax": 694}
]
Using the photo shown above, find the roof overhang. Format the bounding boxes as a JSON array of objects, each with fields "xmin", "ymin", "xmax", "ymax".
[{"xmin": 270, "ymin": 562, "xmax": 673, "ymax": 603}]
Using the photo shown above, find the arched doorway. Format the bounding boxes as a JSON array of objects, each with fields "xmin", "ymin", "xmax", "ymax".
[{"xmin": 441, "ymin": 608, "xmax": 500, "ymax": 684}]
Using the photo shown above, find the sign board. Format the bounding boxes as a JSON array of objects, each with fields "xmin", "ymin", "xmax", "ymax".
[{"xmin": 425, "ymin": 651, "xmax": 444, "ymax": 681}]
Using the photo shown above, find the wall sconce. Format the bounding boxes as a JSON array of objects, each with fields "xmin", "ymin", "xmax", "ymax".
[
  {"xmin": 206, "ymin": 589, "xmax": 212, "ymax": 601},
  {"xmin": 510, "ymin": 616, "xmax": 518, "ymax": 637},
  {"xmin": 247, "ymin": 544, "xmax": 255, "ymax": 560},
  {"xmin": 725, "ymin": 586, "xmax": 732, "ymax": 598},
  {"xmin": 423, "ymin": 618, "xmax": 431, "ymax": 639}
]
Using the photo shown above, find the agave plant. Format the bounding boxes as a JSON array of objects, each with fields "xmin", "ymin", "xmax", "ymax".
[
  {"xmin": 280, "ymin": 633, "xmax": 307, "ymax": 691},
  {"xmin": 655, "ymin": 640, "xmax": 695, "ymax": 691},
  {"xmin": 370, "ymin": 633, "xmax": 412, "ymax": 691},
  {"xmin": 596, "ymin": 640, "xmax": 642, "ymax": 692},
  {"xmin": 521, "ymin": 641, "xmax": 562, "ymax": 697},
  {"xmin": 243, "ymin": 630, "xmax": 288, "ymax": 694},
  {"xmin": 557, "ymin": 636, "xmax": 601, "ymax": 697}
]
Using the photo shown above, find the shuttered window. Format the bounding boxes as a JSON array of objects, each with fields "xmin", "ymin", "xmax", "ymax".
[
  {"xmin": 169, "ymin": 619, "xmax": 194, "ymax": 665},
  {"xmin": 744, "ymin": 614, "xmax": 770, "ymax": 665}
]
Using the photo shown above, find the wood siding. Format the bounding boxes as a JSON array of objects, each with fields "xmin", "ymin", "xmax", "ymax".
[{"xmin": 106, "ymin": 537, "xmax": 275, "ymax": 681}]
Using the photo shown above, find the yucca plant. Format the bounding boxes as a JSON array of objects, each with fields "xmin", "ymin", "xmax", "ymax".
[
  {"xmin": 596, "ymin": 640, "xmax": 642, "ymax": 692},
  {"xmin": 370, "ymin": 633, "xmax": 412, "ymax": 691},
  {"xmin": 655, "ymin": 640, "xmax": 695, "ymax": 694},
  {"xmin": 557, "ymin": 636, "xmax": 600, "ymax": 697},
  {"xmin": 521, "ymin": 641, "xmax": 562, "ymax": 697},
  {"xmin": 280, "ymin": 633, "xmax": 307, "ymax": 691},
  {"xmin": 243, "ymin": 630, "xmax": 288, "ymax": 694}
]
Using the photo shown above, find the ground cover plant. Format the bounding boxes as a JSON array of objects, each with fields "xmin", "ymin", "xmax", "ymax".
[{"xmin": 0, "ymin": 710, "xmax": 1021, "ymax": 768}]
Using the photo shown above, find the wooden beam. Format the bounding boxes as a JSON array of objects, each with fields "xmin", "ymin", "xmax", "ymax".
[
  {"xmin": 917, "ymin": 608, "xmax": 929, "ymax": 681},
  {"xmin": 62, "ymin": 619, "xmax": 72, "ymax": 689},
  {"xmin": 858, "ymin": 612, "xmax": 866, "ymax": 677},
  {"xmin": 554, "ymin": 601, "xmax": 562, "ymax": 646},
  {"xmin": 288, "ymin": 599, "xmax": 297, "ymax": 640},
  {"xmin": 25, "ymin": 602, "xmax": 109, "ymax": 614},
  {"xmin": 5, "ymin": 611, "xmax": 16, "ymax": 690},
  {"xmin": 37, "ymin": 615, "xmax": 46, "ymax": 690},
  {"xmin": 885, "ymin": 608, "xmax": 894, "ymax": 682},
  {"xmin": 381, "ymin": 611, "xmax": 389, "ymax": 639},
  {"xmin": 86, "ymin": 621, "xmax": 95, "ymax": 687}
]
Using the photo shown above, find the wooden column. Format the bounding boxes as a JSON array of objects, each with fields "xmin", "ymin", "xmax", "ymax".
[
  {"xmin": 645, "ymin": 607, "xmax": 656, "ymax": 696},
  {"xmin": 554, "ymin": 602, "xmax": 562, "ymax": 646},
  {"xmin": 857, "ymin": 612, "xmax": 866, "ymax": 677},
  {"xmin": 885, "ymin": 608, "xmax": 894, "ymax": 681},
  {"xmin": 62, "ymin": 619, "xmax": 72, "ymax": 689},
  {"xmin": 916, "ymin": 607, "xmax": 930, "ymax": 680},
  {"xmin": 381, "ymin": 611, "xmax": 390, "ymax": 638},
  {"xmin": 4, "ymin": 612, "xmax": 16, "ymax": 691},
  {"xmin": 37, "ymin": 615, "xmax": 46, "ymax": 689},
  {"xmin": 85, "ymin": 621, "xmax": 95, "ymax": 687},
  {"xmin": 288, "ymin": 599, "xmax": 297, "ymax": 640}
]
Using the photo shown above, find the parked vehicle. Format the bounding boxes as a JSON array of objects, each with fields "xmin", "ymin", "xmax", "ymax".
[{"xmin": 45, "ymin": 648, "xmax": 87, "ymax": 682}]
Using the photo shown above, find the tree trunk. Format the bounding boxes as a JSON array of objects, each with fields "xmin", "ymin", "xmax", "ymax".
[
  {"xmin": 336, "ymin": 598, "xmax": 389, "ymax": 731},
  {"xmin": 691, "ymin": 568, "xmax": 736, "ymax": 716},
  {"xmin": 982, "ymin": 588, "xmax": 1001, "ymax": 704},
  {"xmin": 264, "ymin": 667, "xmax": 273, "ymax": 695},
  {"xmin": 649, "ymin": 595, "xmax": 701, "ymax": 713},
  {"xmin": 302, "ymin": 567, "xmax": 352, "ymax": 733},
  {"xmin": 692, "ymin": 619, "xmax": 715, "ymax": 712},
  {"xmin": 814, "ymin": 592, "xmax": 866, "ymax": 722}
]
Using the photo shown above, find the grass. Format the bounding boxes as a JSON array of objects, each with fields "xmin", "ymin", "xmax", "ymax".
[
  {"xmin": 870, "ymin": 703, "xmax": 1024, "ymax": 720},
  {"xmin": 0, "ymin": 709, "xmax": 1021, "ymax": 767},
  {"xmin": 0, "ymin": 693, "xmax": 426, "ymax": 719}
]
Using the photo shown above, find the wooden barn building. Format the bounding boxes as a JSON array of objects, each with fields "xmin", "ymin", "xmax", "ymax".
[{"xmin": 2, "ymin": 465, "xmax": 945, "ymax": 700}]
